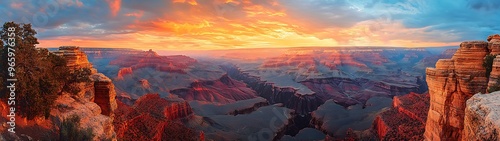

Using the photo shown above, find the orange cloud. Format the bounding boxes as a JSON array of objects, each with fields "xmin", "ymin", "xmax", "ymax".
[
  {"xmin": 37, "ymin": 0, "xmax": 459, "ymax": 50},
  {"xmin": 105, "ymin": 0, "xmax": 121, "ymax": 16}
]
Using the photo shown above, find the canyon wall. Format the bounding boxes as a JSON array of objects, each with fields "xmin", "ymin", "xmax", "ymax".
[
  {"xmin": 372, "ymin": 92, "xmax": 429, "ymax": 140},
  {"xmin": 113, "ymin": 94, "xmax": 199, "ymax": 140},
  {"xmin": 424, "ymin": 41, "xmax": 489, "ymax": 140},
  {"xmin": 54, "ymin": 46, "xmax": 118, "ymax": 140},
  {"xmin": 424, "ymin": 37, "xmax": 497, "ymax": 140},
  {"xmin": 53, "ymin": 46, "xmax": 97, "ymax": 73}
]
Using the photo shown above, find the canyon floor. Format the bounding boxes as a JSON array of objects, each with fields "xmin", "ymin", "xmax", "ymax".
[{"xmin": 74, "ymin": 46, "xmax": 454, "ymax": 140}]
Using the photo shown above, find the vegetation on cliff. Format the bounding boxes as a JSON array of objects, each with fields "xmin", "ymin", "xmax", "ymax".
[
  {"xmin": 59, "ymin": 115, "xmax": 94, "ymax": 141},
  {"xmin": 0, "ymin": 22, "xmax": 91, "ymax": 119}
]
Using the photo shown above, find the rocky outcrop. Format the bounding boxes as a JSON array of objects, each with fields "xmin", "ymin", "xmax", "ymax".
[
  {"xmin": 223, "ymin": 65, "xmax": 323, "ymax": 115},
  {"xmin": 116, "ymin": 67, "xmax": 133, "ymax": 80},
  {"xmin": 487, "ymin": 56, "xmax": 500, "ymax": 91},
  {"xmin": 53, "ymin": 46, "xmax": 97, "ymax": 73},
  {"xmin": 91, "ymin": 73, "xmax": 118, "ymax": 117},
  {"xmin": 170, "ymin": 74, "xmax": 258, "ymax": 104},
  {"xmin": 372, "ymin": 92, "xmax": 429, "ymax": 140},
  {"xmin": 463, "ymin": 92, "xmax": 500, "ymax": 140},
  {"xmin": 134, "ymin": 94, "xmax": 193, "ymax": 120},
  {"xmin": 54, "ymin": 46, "xmax": 118, "ymax": 118},
  {"xmin": 52, "ymin": 46, "xmax": 118, "ymax": 140},
  {"xmin": 51, "ymin": 94, "xmax": 116, "ymax": 140},
  {"xmin": 109, "ymin": 49, "xmax": 196, "ymax": 74},
  {"xmin": 424, "ymin": 41, "xmax": 491, "ymax": 140},
  {"xmin": 114, "ymin": 94, "xmax": 199, "ymax": 140}
]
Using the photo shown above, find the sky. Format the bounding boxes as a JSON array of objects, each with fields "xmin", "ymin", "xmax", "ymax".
[{"xmin": 1, "ymin": 0, "xmax": 500, "ymax": 50}]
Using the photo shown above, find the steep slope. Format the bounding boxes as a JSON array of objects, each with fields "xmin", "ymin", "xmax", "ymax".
[
  {"xmin": 113, "ymin": 94, "xmax": 199, "ymax": 140},
  {"xmin": 372, "ymin": 92, "xmax": 429, "ymax": 140},
  {"xmin": 425, "ymin": 41, "xmax": 489, "ymax": 140},
  {"xmin": 170, "ymin": 74, "xmax": 258, "ymax": 104},
  {"xmin": 0, "ymin": 46, "xmax": 118, "ymax": 140}
]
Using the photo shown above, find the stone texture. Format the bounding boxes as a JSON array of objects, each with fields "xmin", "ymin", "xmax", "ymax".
[
  {"xmin": 424, "ymin": 41, "xmax": 490, "ymax": 141},
  {"xmin": 463, "ymin": 92, "xmax": 500, "ymax": 140},
  {"xmin": 134, "ymin": 94, "xmax": 193, "ymax": 120},
  {"xmin": 116, "ymin": 67, "xmax": 133, "ymax": 80},
  {"xmin": 53, "ymin": 46, "xmax": 97, "ymax": 74},
  {"xmin": 372, "ymin": 92, "xmax": 429, "ymax": 140},
  {"xmin": 114, "ymin": 95, "xmax": 199, "ymax": 140},
  {"xmin": 50, "ymin": 94, "xmax": 116, "ymax": 140},
  {"xmin": 91, "ymin": 73, "xmax": 118, "ymax": 117},
  {"xmin": 170, "ymin": 74, "xmax": 258, "ymax": 104},
  {"xmin": 488, "ymin": 56, "xmax": 500, "ymax": 91}
]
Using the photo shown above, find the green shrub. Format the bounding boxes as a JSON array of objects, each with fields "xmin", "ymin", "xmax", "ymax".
[
  {"xmin": 0, "ymin": 22, "xmax": 92, "ymax": 119},
  {"xmin": 59, "ymin": 115, "xmax": 94, "ymax": 141}
]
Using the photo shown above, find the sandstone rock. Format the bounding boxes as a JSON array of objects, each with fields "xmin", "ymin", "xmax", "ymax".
[
  {"xmin": 463, "ymin": 92, "xmax": 500, "ymax": 140},
  {"xmin": 109, "ymin": 49, "xmax": 196, "ymax": 74},
  {"xmin": 53, "ymin": 46, "xmax": 97, "ymax": 74},
  {"xmin": 170, "ymin": 74, "xmax": 258, "ymax": 104},
  {"xmin": 134, "ymin": 94, "xmax": 193, "ymax": 120},
  {"xmin": 51, "ymin": 94, "xmax": 116, "ymax": 140},
  {"xmin": 424, "ymin": 41, "xmax": 490, "ymax": 141},
  {"xmin": 487, "ymin": 34, "xmax": 500, "ymax": 42},
  {"xmin": 91, "ymin": 73, "xmax": 118, "ymax": 117},
  {"xmin": 114, "ymin": 94, "xmax": 199, "ymax": 140},
  {"xmin": 116, "ymin": 67, "xmax": 133, "ymax": 80},
  {"xmin": 372, "ymin": 92, "xmax": 429, "ymax": 140},
  {"xmin": 488, "ymin": 55, "xmax": 500, "ymax": 92}
]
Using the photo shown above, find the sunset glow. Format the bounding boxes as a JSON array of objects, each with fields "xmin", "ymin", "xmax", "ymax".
[{"xmin": 1, "ymin": 0, "xmax": 498, "ymax": 50}]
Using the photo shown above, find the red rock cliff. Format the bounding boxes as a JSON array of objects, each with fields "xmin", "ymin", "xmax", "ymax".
[
  {"xmin": 424, "ymin": 41, "xmax": 490, "ymax": 141},
  {"xmin": 53, "ymin": 46, "xmax": 97, "ymax": 73},
  {"xmin": 372, "ymin": 92, "xmax": 429, "ymax": 140},
  {"xmin": 114, "ymin": 94, "xmax": 199, "ymax": 140}
]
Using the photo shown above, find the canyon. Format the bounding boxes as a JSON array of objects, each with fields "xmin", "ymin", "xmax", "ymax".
[
  {"xmin": 424, "ymin": 35, "xmax": 499, "ymax": 140},
  {"xmin": 371, "ymin": 92, "xmax": 429, "ymax": 140},
  {"xmin": 79, "ymin": 46, "xmax": 456, "ymax": 140},
  {"xmin": 6, "ymin": 45, "xmax": 464, "ymax": 140}
]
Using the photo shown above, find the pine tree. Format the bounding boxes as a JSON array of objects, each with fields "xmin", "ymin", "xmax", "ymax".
[{"xmin": 0, "ymin": 22, "xmax": 83, "ymax": 119}]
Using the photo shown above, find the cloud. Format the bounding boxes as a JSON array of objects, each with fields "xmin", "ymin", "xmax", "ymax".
[
  {"xmin": 0, "ymin": 0, "xmax": 498, "ymax": 50},
  {"xmin": 105, "ymin": 0, "xmax": 122, "ymax": 16}
]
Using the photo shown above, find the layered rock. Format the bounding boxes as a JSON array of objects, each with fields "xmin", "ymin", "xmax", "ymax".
[
  {"xmin": 53, "ymin": 46, "xmax": 97, "ymax": 73},
  {"xmin": 424, "ymin": 41, "xmax": 490, "ymax": 140},
  {"xmin": 463, "ymin": 91, "xmax": 500, "ymax": 140},
  {"xmin": 170, "ymin": 74, "xmax": 258, "ymax": 104},
  {"xmin": 109, "ymin": 49, "xmax": 196, "ymax": 74},
  {"xmin": 487, "ymin": 56, "xmax": 500, "ymax": 90},
  {"xmin": 114, "ymin": 94, "xmax": 199, "ymax": 140},
  {"xmin": 50, "ymin": 94, "xmax": 116, "ymax": 140},
  {"xmin": 372, "ymin": 92, "xmax": 429, "ymax": 140},
  {"xmin": 91, "ymin": 73, "xmax": 118, "ymax": 117},
  {"xmin": 116, "ymin": 67, "xmax": 133, "ymax": 80}
]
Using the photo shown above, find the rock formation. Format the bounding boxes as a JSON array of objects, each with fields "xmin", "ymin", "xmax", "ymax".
[
  {"xmin": 424, "ymin": 39, "xmax": 494, "ymax": 140},
  {"xmin": 463, "ymin": 91, "xmax": 500, "ymax": 140},
  {"xmin": 109, "ymin": 49, "xmax": 196, "ymax": 74},
  {"xmin": 91, "ymin": 73, "xmax": 118, "ymax": 117},
  {"xmin": 51, "ymin": 94, "xmax": 116, "ymax": 140},
  {"xmin": 372, "ymin": 92, "xmax": 429, "ymax": 140},
  {"xmin": 114, "ymin": 94, "xmax": 199, "ymax": 140},
  {"xmin": 116, "ymin": 67, "xmax": 133, "ymax": 80},
  {"xmin": 52, "ymin": 46, "xmax": 118, "ymax": 140},
  {"xmin": 170, "ymin": 74, "xmax": 258, "ymax": 104},
  {"xmin": 53, "ymin": 46, "xmax": 97, "ymax": 73},
  {"xmin": 487, "ymin": 55, "xmax": 500, "ymax": 91}
]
